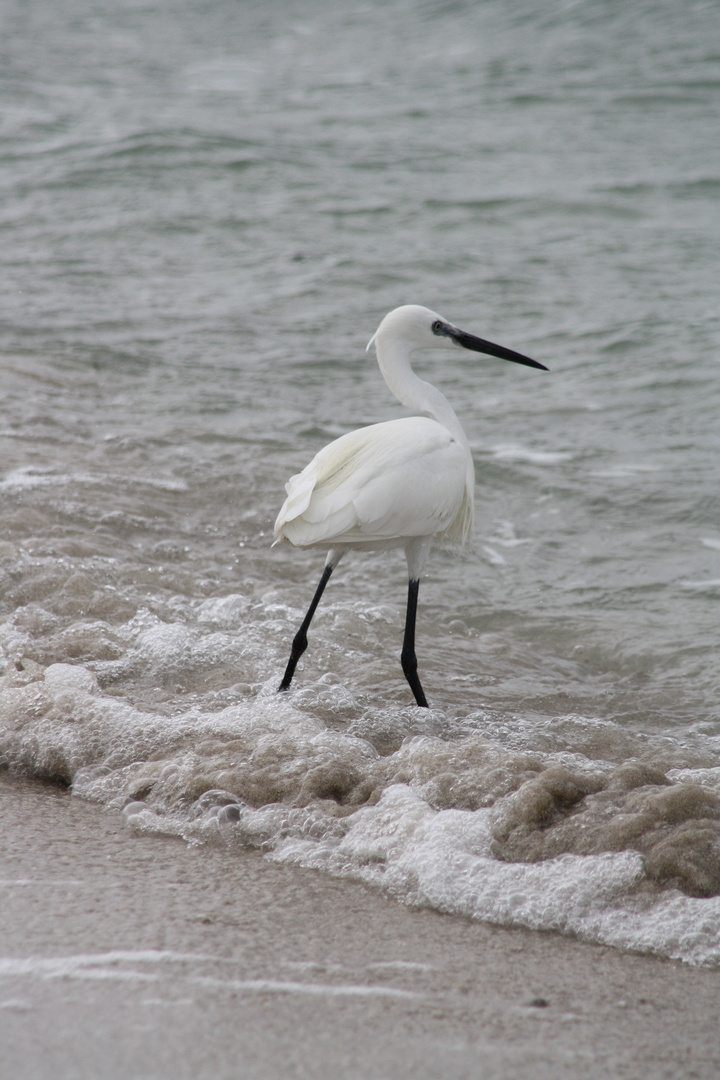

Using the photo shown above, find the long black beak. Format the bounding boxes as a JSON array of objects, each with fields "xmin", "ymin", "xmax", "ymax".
[{"xmin": 441, "ymin": 323, "xmax": 548, "ymax": 371}]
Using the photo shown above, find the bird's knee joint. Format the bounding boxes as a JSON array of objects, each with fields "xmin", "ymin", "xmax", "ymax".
[
  {"xmin": 291, "ymin": 631, "xmax": 308, "ymax": 659},
  {"xmin": 401, "ymin": 649, "xmax": 417, "ymax": 677}
]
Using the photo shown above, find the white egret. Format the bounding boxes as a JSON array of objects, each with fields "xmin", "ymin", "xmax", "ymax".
[{"xmin": 274, "ymin": 304, "xmax": 547, "ymax": 706}]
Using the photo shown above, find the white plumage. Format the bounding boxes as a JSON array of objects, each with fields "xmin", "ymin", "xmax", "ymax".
[
  {"xmin": 276, "ymin": 415, "xmax": 472, "ymax": 551},
  {"xmin": 274, "ymin": 304, "xmax": 546, "ymax": 706}
]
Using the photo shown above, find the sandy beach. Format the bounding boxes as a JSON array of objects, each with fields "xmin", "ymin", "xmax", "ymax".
[{"xmin": 0, "ymin": 775, "xmax": 718, "ymax": 1079}]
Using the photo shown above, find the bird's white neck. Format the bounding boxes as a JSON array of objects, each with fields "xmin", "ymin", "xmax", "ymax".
[{"xmin": 375, "ymin": 337, "xmax": 469, "ymax": 448}]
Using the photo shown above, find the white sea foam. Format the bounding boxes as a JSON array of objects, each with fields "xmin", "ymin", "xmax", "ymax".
[
  {"xmin": 271, "ymin": 786, "xmax": 720, "ymax": 966},
  {"xmin": 0, "ymin": 469, "xmax": 78, "ymax": 492},
  {"xmin": 588, "ymin": 464, "xmax": 662, "ymax": 478},
  {"xmin": 2, "ymin": 660, "xmax": 718, "ymax": 967},
  {"xmin": 488, "ymin": 445, "xmax": 572, "ymax": 465},
  {"xmin": 0, "ymin": 468, "xmax": 188, "ymax": 495},
  {"xmin": 0, "ymin": 950, "xmax": 420, "ymax": 998}
]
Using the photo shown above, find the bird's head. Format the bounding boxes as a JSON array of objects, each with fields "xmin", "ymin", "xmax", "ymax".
[{"xmin": 367, "ymin": 304, "xmax": 547, "ymax": 371}]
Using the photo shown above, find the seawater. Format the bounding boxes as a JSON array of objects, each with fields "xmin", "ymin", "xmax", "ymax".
[{"xmin": 1, "ymin": 0, "xmax": 720, "ymax": 964}]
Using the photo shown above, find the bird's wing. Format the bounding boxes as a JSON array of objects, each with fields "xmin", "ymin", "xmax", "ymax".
[{"xmin": 274, "ymin": 417, "xmax": 469, "ymax": 548}]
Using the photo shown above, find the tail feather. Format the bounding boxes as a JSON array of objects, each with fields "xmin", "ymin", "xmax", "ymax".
[{"xmin": 274, "ymin": 470, "xmax": 317, "ymax": 540}]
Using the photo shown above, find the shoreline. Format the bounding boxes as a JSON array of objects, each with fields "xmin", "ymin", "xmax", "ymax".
[{"xmin": 1, "ymin": 774, "xmax": 719, "ymax": 1079}]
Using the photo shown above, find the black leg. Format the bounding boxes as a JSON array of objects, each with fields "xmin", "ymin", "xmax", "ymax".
[
  {"xmin": 400, "ymin": 578, "xmax": 428, "ymax": 707},
  {"xmin": 279, "ymin": 563, "xmax": 334, "ymax": 692}
]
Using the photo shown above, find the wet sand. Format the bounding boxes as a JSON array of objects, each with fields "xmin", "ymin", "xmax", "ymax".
[{"xmin": 1, "ymin": 775, "xmax": 719, "ymax": 1080}]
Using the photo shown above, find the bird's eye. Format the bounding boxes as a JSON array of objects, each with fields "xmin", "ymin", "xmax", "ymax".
[{"xmin": 431, "ymin": 320, "xmax": 443, "ymax": 334}]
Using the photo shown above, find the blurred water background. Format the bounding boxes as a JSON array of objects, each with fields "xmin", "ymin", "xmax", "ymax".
[{"xmin": 1, "ymin": 0, "xmax": 720, "ymax": 963}]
